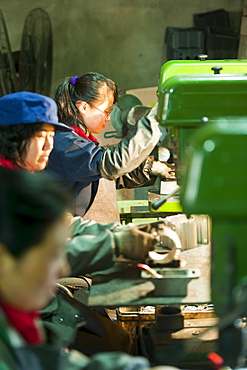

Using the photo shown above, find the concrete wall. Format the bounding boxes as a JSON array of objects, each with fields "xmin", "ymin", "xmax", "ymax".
[{"xmin": 0, "ymin": 0, "xmax": 243, "ymax": 94}]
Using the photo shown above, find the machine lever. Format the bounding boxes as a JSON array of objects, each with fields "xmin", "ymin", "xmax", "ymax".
[
  {"xmin": 137, "ymin": 263, "xmax": 162, "ymax": 278},
  {"xmin": 212, "ymin": 66, "xmax": 223, "ymax": 74},
  {"xmin": 151, "ymin": 186, "xmax": 182, "ymax": 210}
]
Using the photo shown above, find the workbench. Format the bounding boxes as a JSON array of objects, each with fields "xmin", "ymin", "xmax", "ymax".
[
  {"xmin": 117, "ymin": 197, "xmax": 182, "ymax": 224},
  {"xmin": 87, "ymin": 243, "xmax": 211, "ymax": 308}
]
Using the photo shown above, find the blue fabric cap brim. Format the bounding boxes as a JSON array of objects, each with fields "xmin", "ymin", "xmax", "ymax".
[{"xmin": 0, "ymin": 91, "xmax": 72, "ymax": 132}]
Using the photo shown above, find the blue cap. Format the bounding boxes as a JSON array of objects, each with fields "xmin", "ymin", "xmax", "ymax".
[{"xmin": 0, "ymin": 91, "xmax": 72, "ymax": 132}]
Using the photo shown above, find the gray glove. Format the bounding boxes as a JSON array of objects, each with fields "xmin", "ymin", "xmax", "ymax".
[
  {"xmin": 113, "ymin": 224, "xmax": 157, "ymax": 261},
  {"xmin": 150, "ymin": 160, "xmax": 175, "ymax": 179},
  {"xmin": 127, "ymin": 105, "xmax": 151, "ymax": 126},
  {"xmin": 146, "ymin": 102, "xmax": 158, "ymax": 122}
]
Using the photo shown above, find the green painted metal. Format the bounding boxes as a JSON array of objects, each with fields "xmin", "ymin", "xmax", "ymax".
[
  {"xmin": 157, "ymin": 72, "xmax": 247, "ymax": 185},
  {"xmin": 180, "ymin": 118, "xmax": 247, "ymax": 316},
  {"xmin": 148, "ymin": 199, "xmax": 182, "ymax": 213},
  {"xmin": 156, "ymin": 61, "xmax": 247, "ymax": 317},
  {"xmin": 181, "ymin": 118, "xmax": 247, "ymax": 218},
  {"xmin": 157, "ymin": 59, "xmax": 247, "ymax": 96},
  {"xmin": 157, "ymin": 73, "xmax": 247, "ymax": 126},
  {"xmin": 210, "ymin": 219, "xmax": 247, "ymax": 316}
]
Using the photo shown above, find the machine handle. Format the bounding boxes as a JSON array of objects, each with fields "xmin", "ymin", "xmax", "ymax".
[
  {"xmin": 151, "ymin": 186, "xmax": 182, "ymax": 211},
  {"xmin": 212, "ymin": 66, "xmax": 223, "ymax": 75}
]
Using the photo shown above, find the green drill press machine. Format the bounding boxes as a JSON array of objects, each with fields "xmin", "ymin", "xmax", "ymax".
[{"xmin": 156, "ymin": 59, "xmax": 247, "ymax": 368}]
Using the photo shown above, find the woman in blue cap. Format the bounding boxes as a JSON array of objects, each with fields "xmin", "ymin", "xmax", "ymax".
[{"xmin": 0, "ymin": 91, "xmax": 72, "ymax": 171}]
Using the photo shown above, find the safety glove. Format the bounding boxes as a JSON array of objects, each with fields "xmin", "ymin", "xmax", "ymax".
[
  {"xmin": 150, "ymin": 160, "xmax": 175, "ymax": 179},
  {"xmin": 113, "ymin": 223, "xmax": 158, "ymax": 261}
]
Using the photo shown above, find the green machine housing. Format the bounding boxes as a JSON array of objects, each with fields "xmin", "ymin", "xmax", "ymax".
[
  {"xmin": 156, "ymin": 60, "xmax": 247, "ymax": 317},
  {"xmin": 180, "ymin": 118, "xmax": 247, "ymax": 316},
  {"xmin": 157, "ymin": 64, "xmax": 247, "ymax": 185},
  {"xmin": 157, "ymin": 59, "xmax": 247, "ymax": 97}
]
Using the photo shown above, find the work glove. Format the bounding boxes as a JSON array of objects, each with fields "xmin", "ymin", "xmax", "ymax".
[
  {"xmin": 150, "ymin": 160, "xmax": 175, "ymax": 179},
  {"xmin": 127, "ymin": 105, "xmax": 151, "ymax": 126},
  {"xmin": 113, "ymin": 223, "xmax": 158, "ymax": 261},
  {"xmin": 127, "ymin": 102, "xmax": 158, "ymax": 127},
  {"xmin": 146, "ymin": 102, "xmax": 158, "ymax": 122}
]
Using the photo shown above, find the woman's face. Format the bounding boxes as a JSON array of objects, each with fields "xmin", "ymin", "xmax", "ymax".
[
  {"xmin": 22, "ymin": 123, "xmax": 55, "ymax": 171},
  {"xmin": 76, "ymin": 86, "xmax": 114, "ymax": 134},
  {"xmin": 0, "ymin": 213, "xmax": 70, "ymax": 312}
]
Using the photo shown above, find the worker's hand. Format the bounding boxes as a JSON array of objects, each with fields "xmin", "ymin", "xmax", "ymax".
[
  {"xmin": 113, "ymin": 224, "xmax": 158, "ymax": 261},
  {"xmin": 146, "ymin": 102, "xmax": 158, "ymax": 122},
  {"xmin": 151, "ymin": 160, "xmax": 175, "ymax": 179},
  {"xmin": 127, "ymin": 105, "xmax": 151, "ymax": 126}
]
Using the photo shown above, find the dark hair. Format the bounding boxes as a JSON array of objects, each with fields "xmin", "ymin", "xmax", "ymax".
[
  {"xmin": 54, "ymin": 72, "xmax": 118, "ymax": 129},
  {"xmin": 0, "ymin": 123, "xmax": 45, "ymax": 167},
  {"xmin": 0, "ymin": 167, "xmax": 72, "ymax": 257}
]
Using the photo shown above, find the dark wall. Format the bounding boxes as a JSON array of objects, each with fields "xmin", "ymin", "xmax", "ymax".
[{"xmin": 1, "ymin": 0, "xmax": 243, "ymax": 93}]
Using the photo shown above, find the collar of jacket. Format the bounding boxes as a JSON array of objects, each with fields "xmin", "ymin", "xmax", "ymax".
[
  {"xmin": 0, "ymin": 301, "xmax": 43, "ymax": 345},
  {"xmin": 71, "ymin": 125, "xmax": 99, "ymax": 143},
  {"xmin": 0, "ymin": 155, "xmax": 19, "ymax": 169}
]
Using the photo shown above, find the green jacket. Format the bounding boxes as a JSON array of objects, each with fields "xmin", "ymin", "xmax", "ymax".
[
  {"xmin": 0, "ymin": 307, "xmax": 150, "ymax": 370},
  {"xmin": 66, "ymin": 217, "xmax": 118, "ymax": 276}
]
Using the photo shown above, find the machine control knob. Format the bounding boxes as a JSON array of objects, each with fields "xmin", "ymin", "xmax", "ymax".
[
  {"xmin": 198, "ymin": 54, "xmax": 208, "ymax": 61},
  {"xmin": 212, "ymin": 66, "xmax": 223, "ymax": 74}
]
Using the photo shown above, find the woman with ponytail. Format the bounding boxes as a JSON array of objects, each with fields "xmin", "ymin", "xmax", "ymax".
[{"xmin": 45, "ymin": 72, "xmax": 172, "ymax": 222}]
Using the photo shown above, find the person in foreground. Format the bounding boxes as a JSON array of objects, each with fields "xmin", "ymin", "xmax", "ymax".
[{"xmin": 0, "ymin": 167, "xmax": 174, "ymax": 370}]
